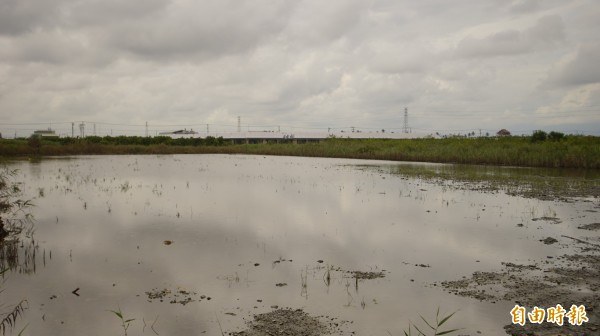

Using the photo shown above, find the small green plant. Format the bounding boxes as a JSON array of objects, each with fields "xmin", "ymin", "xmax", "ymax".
[
  {"xmin": 401, "ymin": 307, "xmax": 461, "ymax": 336},
  {"xmin": 109, "ymin": 307, "xmax": 135, "ymax": 336}
]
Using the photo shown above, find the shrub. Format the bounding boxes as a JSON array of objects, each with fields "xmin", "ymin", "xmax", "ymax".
[
  {"xmin": 548, "ymin": 131, "xmax": 564, "ymax": 142},
  {"xmin": 531, "ymin": 130, "xmax": 547, "ymax": 143}
]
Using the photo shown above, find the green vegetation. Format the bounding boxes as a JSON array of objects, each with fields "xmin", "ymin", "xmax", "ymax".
[
  {"xmin": 1, "ymin": 134, "xmax": 600, "ymax": 169},
  {"xmin": 377, "ymin": 163, "xmax": 600, "ymax": 200},
  {"xmin": 0, "ymin": 168, "xmax": 32, "ymax": 336},
  {"xmin": 400, "ymin": 308, "xmax": 462, "ymax": 336},
  {"xmin": 0, "ymin": 169, "xmax": 33, "ymax": 244},
  {"xmin": 108, "ymin": 307, "xmax": 135, "ymax": 336},
  {"xmin": 0, "ymin": 295, "xmax": 27, "ymax": 336}
]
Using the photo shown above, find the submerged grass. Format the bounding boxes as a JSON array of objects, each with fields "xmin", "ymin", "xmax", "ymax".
[
  {"xmin": 374, "ymin": 163, "xmax": 600, "ymax": 200},
  {"xmin": 2, "ymin": 136, "xmax": 600, "ymax": 168},
  {"xmin": 0, "ymin": 299, "xmax": 27, "ymax": 336}
]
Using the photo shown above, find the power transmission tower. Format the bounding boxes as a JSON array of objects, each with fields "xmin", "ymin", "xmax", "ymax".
[
  {"xmin": 79, "ymin": 122, "xmax": 85, "ymax": 137},
  {"xmin": 145, "ymin": 121, "xmax": 149, "ymax": 137},
  {"xmin": 403, "ymin": 107, "xmax": 409, "ymax": 133},
  {"xmin": 237, "ymin": 116, "xmax": 241, "ymax": 133},
  {"xmin": 71, "ymin": 122, "xmax": 74, "ymax": 137}
]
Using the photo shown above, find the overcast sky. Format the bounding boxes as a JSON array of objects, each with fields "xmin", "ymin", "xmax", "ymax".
[{"xmin": 1, "ymin": 0, "xmax": 599, "ymax": 136}]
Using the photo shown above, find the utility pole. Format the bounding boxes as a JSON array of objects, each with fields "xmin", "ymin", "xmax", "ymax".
[
  {"xmin": 71, "ymin": 122, "xmax": 74, "ymax": 137},
  {"xmin": 237, "ymin": 116, "xmax": 241, "ymax": 133},
  {"xmin": 403, "ymin": 107, "xmax": 409, "ymax": 134},
  {"xmin": 145, "ymin": 121, "xmax": 149, "ymax": 137},
  {"xmin": 93, "ymin": 123, "xmax": 96, "ymax": 136}
]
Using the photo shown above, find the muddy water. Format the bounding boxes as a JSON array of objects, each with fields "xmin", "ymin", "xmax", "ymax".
[{"xmin": 3, "ymin": 155, "xmax": 599, "ymax": 335}]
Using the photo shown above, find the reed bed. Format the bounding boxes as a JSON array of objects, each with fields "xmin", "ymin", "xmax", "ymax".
[{"xmin": 1, "ymin": 135, "xmax": 599, "ymax": 169}]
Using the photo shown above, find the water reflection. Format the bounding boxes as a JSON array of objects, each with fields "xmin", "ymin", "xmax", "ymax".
[
  {"xmin": 0, "ymin": 155, "xmax": 597, "ymax": 335},
  {"xmin": 0, "ymin": 239, "xmax": 44, "ymax": 275}
]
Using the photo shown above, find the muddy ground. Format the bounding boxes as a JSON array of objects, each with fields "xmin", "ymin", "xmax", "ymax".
[
  {"xmin": 228, "ymin": 242, "xmax": 598, "ymax": 336},
  {"xmin": 226, "ymin": 266, "xmax": 384, "ymax": 336},
  {"xmin": 229, "ymin": 308, "xmax": 353, "ymax": 336},
  {"xmin": 387, "ymin": 167, "xmax": 600, "ymax": 335},
  {"xmin": 438, "ymin": 225, "xmax": 600, "ymax": 336},
  {"xmin": 226, "ymin": 213, "xmax": 599, "ymax": 336},
  {"xmin": 225, "ymin": 213, "xmax": 599, "ymax": 335}
]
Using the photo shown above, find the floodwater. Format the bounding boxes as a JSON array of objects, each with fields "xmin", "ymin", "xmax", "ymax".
[{"xmin": 2, "ymin": 154, "xmax": 599, "ymax": 335}]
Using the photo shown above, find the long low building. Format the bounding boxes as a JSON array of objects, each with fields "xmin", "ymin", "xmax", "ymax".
[{"xmin": 161, "ymin": 130, "xmax": 430, "ymax": 143}]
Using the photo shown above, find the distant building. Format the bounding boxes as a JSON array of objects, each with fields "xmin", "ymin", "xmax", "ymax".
[
  {"xmin": 496, "ymin": 129, "xmax": 511, "ymax": 136},
  {"xmin": 159, "ymin": 129, "xmax": 198, "ymax": 135},
  {"xmin": 33, "ymin": 128, "xmax": 58, "ymax": 138}
]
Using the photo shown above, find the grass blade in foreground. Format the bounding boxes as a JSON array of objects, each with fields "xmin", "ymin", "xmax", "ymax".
[{"xmin": 402, "ymin": 308, "xmax": 462, "ymax": 336}]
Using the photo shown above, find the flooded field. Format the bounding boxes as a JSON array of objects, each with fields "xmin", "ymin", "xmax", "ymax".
[{"xmin": 2, "ymin": 154, "xmax": 599, "ymax": 335}]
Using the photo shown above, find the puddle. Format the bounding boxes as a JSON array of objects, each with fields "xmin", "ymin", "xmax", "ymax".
[{"xmin": 1, "ymin": 154, "xmax": 598, "ymax": 335}]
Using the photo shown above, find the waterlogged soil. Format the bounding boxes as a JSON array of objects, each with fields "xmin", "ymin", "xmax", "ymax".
[
  {"xmin": 371, "ymin": 163, "xmax": 600, "ymax": 202},
  {"xmin": 230, "ymin": 308, "xmax": 352, "ymax": 336},
  {"xmin": 578, "ymin": 223, "xmax": 600, "ymax": 231},
  {"xmin": 2, "ymin": 155, "xmax": 599, "ymax": 336},
  {"xmin": 439, "ymin": 241, "xmax": 600, "ymax": 335},
  {"xmin": 350, "ymin": 164, "xmax": 600, "ymax": 335}
]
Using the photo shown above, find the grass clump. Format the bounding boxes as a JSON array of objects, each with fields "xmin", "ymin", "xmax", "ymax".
[{"xmin": 401, "ymin": 308, "xmax": 462, "ymax": 336}]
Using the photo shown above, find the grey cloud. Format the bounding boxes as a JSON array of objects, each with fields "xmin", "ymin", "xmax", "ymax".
[
  {"xmin": 455, "ymin": 15, "xmax": 565, "ymax": 58},
  {"xmin": 0, "ymin": 0, "xmax": 66, "ymax": 35},
  {"xmin": 455, "ymin": 30, "xmax": 526, "ymax": 58},
  {"xmin": 62, "ymin": 0, "xmax": 169, "ymax": 27},
  {"xmin": 0, "ymin": 29, "xmax": 113, "ymax": 67},
  {"xmin": 509, "ymin": 0, "xmax": 540, "ymax": 14},
  {"xmin": 544, "ymin": 43, "xmax": 600, "ymax": 87},
  {"xmin": 285, "ymin": 0, "xmax": 368, "ymax": 46},
  {"xmin": 524, "ymin": 15, "xmax": 565, "ymax": 44},
  {"xmin": 368, "ymin": 46, "xmax": 436, "ymax": 75},
  {"xmin": 0, "ymin": 0, "xmax": 170, "ymax": 35},
  {"xmin": 2, "ymin": 31, "xmax": 80, "ymax": 64},
  {"xmin": 105, "ymin": 0, "xmax": 291, "ymax": 61}
]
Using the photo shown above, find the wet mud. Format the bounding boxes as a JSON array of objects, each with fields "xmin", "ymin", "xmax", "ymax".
[
  {"xmin": 230, "ymin": 308, "xmax": 352, "ymax": 336},
  {"xmin": 439, "ymin": 239, "xmax": 600, "ymax": 335}
]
